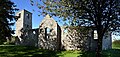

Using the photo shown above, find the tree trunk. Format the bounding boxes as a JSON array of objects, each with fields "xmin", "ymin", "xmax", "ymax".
[
  {"xmin": 96, "ymin": 30, "xmax": 104, "ymax": 57},
  {"xmin": 96, "ymin": 37, "xmax": 102, "ymax": 57}
]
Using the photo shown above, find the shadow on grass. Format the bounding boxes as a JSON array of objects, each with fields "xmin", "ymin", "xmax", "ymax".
[
  {"xmin": 0, "ymin": 46, "xmax": 120, "ymax": 57},
  {"xmin": 0, "ymin": 46, "xmax": 61, "ymax": 57},
  {"xmin": 102, "ymin": 49, "xmax": 120, "ymax": 57},
  {"xmin": 79, "ymin": 49, "xmax": 120, "ymax": 57}
]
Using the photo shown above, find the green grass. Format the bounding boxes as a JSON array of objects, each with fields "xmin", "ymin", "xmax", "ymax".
[
  {"xmin": 0, "ymin": 46, "xmax": 82, "ymax": 57},
  {"xmin": 0, "ymin": 45, "xmax": 119, "ymax": 57},
  {"xmin": 0, "ymin": 46, "xmax": 60, "ymax": 57}
]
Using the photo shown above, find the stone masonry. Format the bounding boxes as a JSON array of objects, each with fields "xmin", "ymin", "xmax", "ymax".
[
  {"xmin": 15, "ymin": 10, "xmax": 112, "ymax": 51},
  {"xmin": 38, "ymin": 15, "xmax": 61, "ymax": 50}
]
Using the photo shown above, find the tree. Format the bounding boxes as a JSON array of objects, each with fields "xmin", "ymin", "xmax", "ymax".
[
  {"xmin": 30, "ymin": 0, "xmax": 120, "ymax": 57},
  {"xmin": 0, "ymin": 0, "xmax": 18, "ymax": 44}
]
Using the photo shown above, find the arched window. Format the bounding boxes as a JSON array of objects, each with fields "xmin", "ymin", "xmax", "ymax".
[
  {"xmin": 45, "ymin": 28, "xmax": 51, "ymax": 40},
  {"xmin": 94, "ymin": 30, "xmax": 98, "ymax": 39},
  {"xmin": 47, "ymin": 28, "xmax": 50, "ymax": 34}
]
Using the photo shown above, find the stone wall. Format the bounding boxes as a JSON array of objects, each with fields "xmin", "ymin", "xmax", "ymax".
[
  {"xmin": 102, "ymin": 32, "xmax": 112, "ymax": 50},
  {"xmin": 38, "ymin": 15, "xmax": 61, "ymax": 50},
  {"xmin": 89, "ymin": 30, "xmax": 112, "ymax": 51},
  {"xmin": 15, "ymin": 9, "xmax": 38, "ymax": 46},
  {"xmin": 15, "ymin": 29, "xmax": 38, "ymax": 47},
  {"xmin": 61, "ymin": 26, "xmax": 93, "ymax": 51},
  {"xmin": 15, "ymin": 10, "xmax": 112, "ymax": 51}
]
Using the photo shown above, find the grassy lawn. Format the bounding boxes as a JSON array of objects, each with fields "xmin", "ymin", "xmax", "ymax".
[
  {"xmin": 0, "ymin": 46, "xmax": 82, "ymax": 57},
  {"xmin": 0, "ymin": 45, "xmax": 119, "ymax": 57}
]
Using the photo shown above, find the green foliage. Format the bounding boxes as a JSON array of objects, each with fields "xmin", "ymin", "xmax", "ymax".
[
  {"xmin": 31, "ymin": 0, "xmax": 120, "ymax": 40},
  {"xmin": 113, "ymin": 40, "xmax": 120, "ymax": 44},
  {"xmin": 31, "ymin": 0, "xmax": 120, "ymax": 29},
  {"xmin": 112, "ymin": 40, "xmax": 120, "ymax": 49},
  {"xmin": 31, "ymin": 0, "xmax": 120, "ymax": 56},
  {"xmin": 0, "ymin": 0, "xmax": 18, "ymax": 44},
  {"xmin": 2, "ymin": 36, "xmax": 16, "ymax": 45}
]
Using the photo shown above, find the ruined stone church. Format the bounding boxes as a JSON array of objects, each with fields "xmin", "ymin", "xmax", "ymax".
[{"xmin": 15, "ymin": 9, "xmax": 112, "ymax": 51}]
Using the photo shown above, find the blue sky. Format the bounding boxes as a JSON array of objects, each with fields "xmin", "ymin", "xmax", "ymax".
[
  {"xmin": 11, "ymin": 0, "xmax": 120, "ymax": 40},
  {"xmin": 11, "ymin": 0, "xmax": 42, "ymax": 29},
  {"xmin": 11, "ymin": 0, "xmax": 64, "ymax": 30}
]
